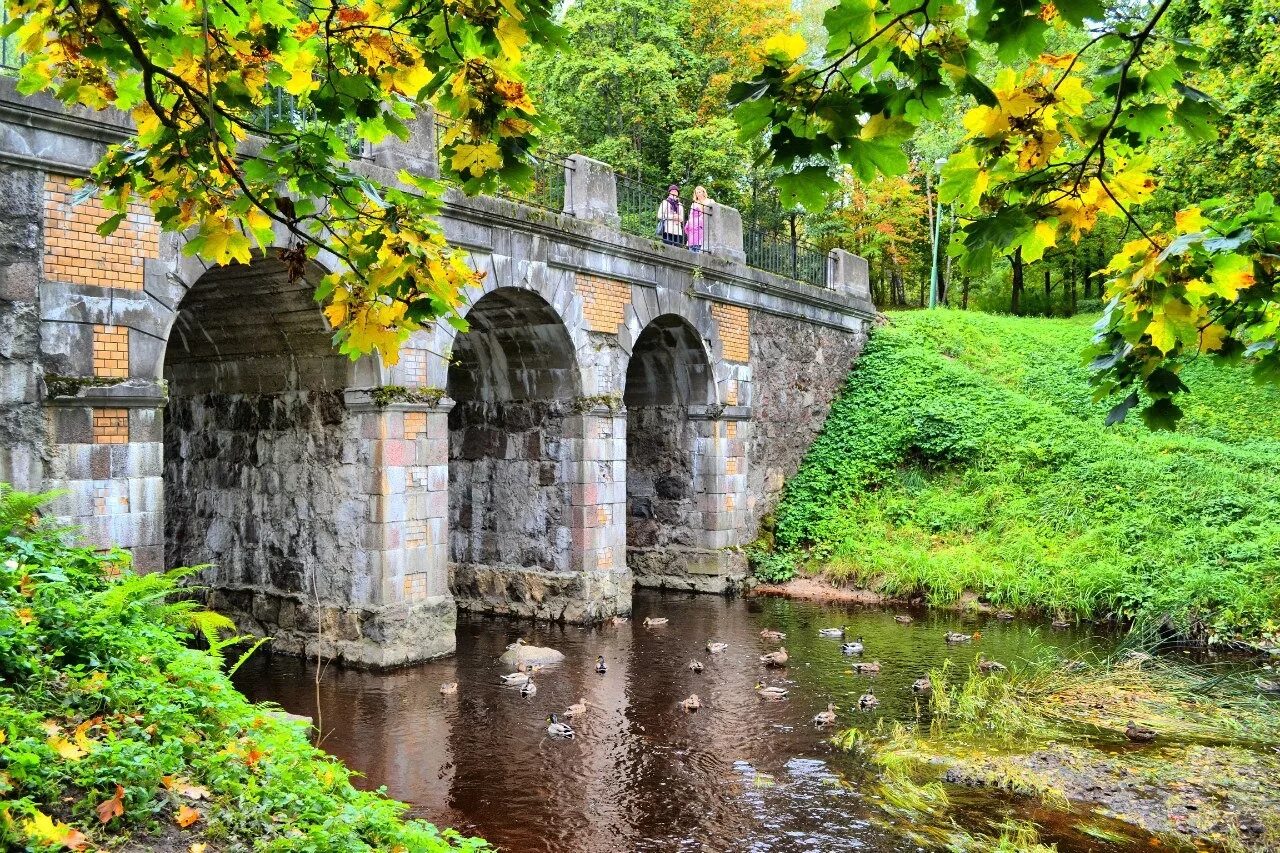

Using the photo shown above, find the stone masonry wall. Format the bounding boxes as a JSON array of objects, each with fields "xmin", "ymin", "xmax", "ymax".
[
  {"xmin": 448, "ymin": 399, "xmax": 572, "ymax": 572},
  {"xmin": 626, "ymin": 405, "xmax": 697, "ymax": 551},
  {"xmin": 163, "ymin": 390, "xmax": 363, "ymax": 600},
  {"xmin": 0, "ymin": 167, "xmax": 45, "ymax": 492},
  {"xmin": 745, "ymin": 312, "xmax": 869, "ymax": 535}
]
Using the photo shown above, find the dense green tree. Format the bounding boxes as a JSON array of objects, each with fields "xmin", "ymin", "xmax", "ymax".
[{"xmin": 731, "ymin": 0, "xmax": 1280, "ymax": 428}]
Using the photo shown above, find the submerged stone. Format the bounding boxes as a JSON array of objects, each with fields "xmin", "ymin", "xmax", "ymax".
[{"xmin": 499, "ymin": 644, "xmax": 566, "ymax": 668}]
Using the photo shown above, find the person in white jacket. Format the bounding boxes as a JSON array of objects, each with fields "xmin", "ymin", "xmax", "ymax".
[{"xmin": 657, "ymin": 184, "xmax": 685, "ymax": 246}]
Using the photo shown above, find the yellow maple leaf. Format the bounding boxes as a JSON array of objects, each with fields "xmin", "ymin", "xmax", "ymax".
[
  {"xmin": 1209, "ymin": 253, "xmax": 1255, "ymax": 300},
  {"xmin": 1017, "ymin": 128, "xmax": 1062, "ymax": 170},
  {"xmin": 24, "ymin": 810, "xmax": 86, "ymax": 849},
  {"xmin": 763, "ymin": 32, "xmax": 806, "ymax": 63},
  {"xmin": 1053, "ymin": 75, "xmax": 1093, "ymax": 116},
  {"xmin": 200, "ymin": 216, "xmax": 253, "ymax": 266},
  {"xmin": 495, "ymin": 16, "xmax": 528, "ymax": 61},
  {"xmin": 451, "ymin": 141, "xmax": 503, "ymax": 175},
  {"xmin": 1174, "ymin": 206, "xmax": 1207, "ymax": 233},
  {"xmin": 1199, "ymin": 323, "xmax": 1230, "ymax": 353},
  {"xmin": 962, "ymin": 105, "xmax": 1009, "ymax": 138},
  {"xmin": 278, "ymin": 48, "xmax": 317, "ymax": 97},
  {"xmin": 48, "ymin": 735, "xmax": 87, "ymax": 760}
]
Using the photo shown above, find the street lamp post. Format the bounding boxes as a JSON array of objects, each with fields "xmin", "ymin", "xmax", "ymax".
[{"xmin": 928, "ymin": 157, "xmax": 946, "ymax": 309}]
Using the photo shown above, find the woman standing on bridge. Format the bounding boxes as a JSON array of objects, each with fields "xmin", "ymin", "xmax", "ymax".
[
  {"xmin": 657, "ymin": 184, "xmax": 685, "ymax": 246},
  {"xmin": 686, "ymin": 185, "xmax": 710, "ymax": 253}
]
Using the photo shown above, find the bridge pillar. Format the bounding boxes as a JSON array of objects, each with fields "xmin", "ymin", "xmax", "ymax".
[
  {"xmin": 564, "ymin": 154, "xmax": 620, "ymax": 228},
  {"xmin": 566, "ymin": 403, "xmax": 632, "ymax": 617},
  {"xmin": 704, "ymin": 202, "xmax": 746, "ymax": 263},
  {"xmin": 828, "ymin": 248, "xmax": 874, "ymax": 312}
]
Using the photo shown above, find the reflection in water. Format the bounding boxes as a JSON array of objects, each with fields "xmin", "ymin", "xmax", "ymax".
[{"xmin": 234, "ymin": 590, "xmax": 1118, "ymax": 852}]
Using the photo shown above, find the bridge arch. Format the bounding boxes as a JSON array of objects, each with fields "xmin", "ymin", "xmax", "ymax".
[
  {"xmin": 445, "ymin": 285, "xmax": 594, "ymax": 615},
  {"xmin": 158, "ymin": 252, "xmax": 437, "ymax": 662},
  {"xmin": 623, "ymin": 312, "xmax": 731, "ymax": 588}
]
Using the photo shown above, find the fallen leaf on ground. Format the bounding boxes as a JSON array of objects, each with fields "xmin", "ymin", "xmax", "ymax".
[
  {"xmin": 175, "ymin": 805, "xmax": 201, "ymax": 828},
  {"xmin": 96, "ymin": 783, "xmax": 125, "ymax": 824}
]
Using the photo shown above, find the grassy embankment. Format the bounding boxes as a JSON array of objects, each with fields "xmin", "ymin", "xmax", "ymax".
[
  {"xmin": 0, "ymin": 488, "xmax": 487, "ymax": 852},
  {"xmin": 762, "ymin": 309, "xmax": 1280, "ymax": 639}
]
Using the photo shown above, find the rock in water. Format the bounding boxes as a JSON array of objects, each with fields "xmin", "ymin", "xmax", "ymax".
[{"xmin": 499, "ymin": 644, "xmax": 566, "ymax": 668}]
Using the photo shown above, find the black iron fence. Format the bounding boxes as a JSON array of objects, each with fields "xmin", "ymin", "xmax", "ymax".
[
  {"xmin": 744, "ymin": 226, "xmax": 829, "ymax": 290},
  {"xmin": 434, "ymin": 117, "xmax": 571, "ymax": 214},
  {"xmin": 617, "ymin": 173, "xmax": 666, "ymax": 239}
]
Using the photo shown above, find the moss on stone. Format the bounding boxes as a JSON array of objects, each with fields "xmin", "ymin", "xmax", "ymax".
[
  {"xmin": 44, "ymin": 374, "xmax": 124, "ymax": 399},
  {"xmin": 572, "ymin": 393, "xmax": 623, "ymax": 413},
  {"xmin": 369, "ymin": 385, "xmax": 446, "ymax": 408}
]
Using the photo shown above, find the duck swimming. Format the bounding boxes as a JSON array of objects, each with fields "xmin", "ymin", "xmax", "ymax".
[
  {"xmin": 912, "ymin": 676, "xmax": 932, "ymax": 693},
  {"xmin": 520, "ymin": 679, "xmax": 537, "ymax": 698},
  {"xmin": 818, "ymin": 626, "xmax": 846, "ymax": 638},
  {"xmin": 813, "ymin": 703, "xmax": 838, "ymax": 726},
  {"xmin": 706, "ymin": 641, "xmax": 728, "ymax": 655},
  {"xmin": 755, "ymin": 682, "xmax": 789, "ymax": 700},
  {"xmin": 759, "ymin": 647, "xmax": 789, "ymax": 668},
  {"xmin": 500, "ymin": 672, "xmax": 530, "ymax": 685},
  {"xmin": 644, "ymin": 617, "xmax": 669, "ymax": 627},
  {"xmin": 858, "ymin": 689, "xmax": 879, "ymax": 710},
  {"xmin": 681, "ymin": 694, "xmax": 702, "ymax": 712},
  {"xmin": 439, "ymin": 682, "xmax": 458, "ymax": 696},
  {"xmin": 894, "ymin": 615, "xmax": 914, "ymax": 625},
  {"xmin": 760, "ymin": 629, "xmax": 786, "ymax": 642},
  {"xmin": 944, "ymin": 631, "xmax": 972, "ymax": 644},
  {"xmin": 546, "ymin": 713, "xmax": 575, "ymax": 739},
  {"xmin": 596, "ymin": 655, "xmax": 608, "ymax": 674},
  {"xmin": 852, "ymin": 661, "xmax": 881, "ymax": 674},
  {"xmin": 688, "ymin": 660, "xmax": 704, "ymax": 673},
  {"xmin": 841, "ymin": 637, "xmax": 864, "ymax": 655},
  {"xmin": 565, "ymin": 698, "xmax": 588, "ymax": 718}
]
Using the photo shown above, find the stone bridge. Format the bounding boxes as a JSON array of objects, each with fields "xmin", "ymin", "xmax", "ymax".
[{"xmin": 0, "ymin": 80, "xmax": 874, "ymax": 667}]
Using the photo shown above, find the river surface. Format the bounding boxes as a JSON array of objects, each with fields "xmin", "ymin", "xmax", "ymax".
[{"xmin": 234, "ymin": 590, "xmax": 1127, "ymax": 852}]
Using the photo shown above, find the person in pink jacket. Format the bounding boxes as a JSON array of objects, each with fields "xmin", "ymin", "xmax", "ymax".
[{"xmin": 686, "ymin": 185, "xmax": 710, "ymax": 253}]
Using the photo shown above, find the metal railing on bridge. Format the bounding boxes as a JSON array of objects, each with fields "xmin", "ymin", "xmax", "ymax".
[{"xmin": 743, "ymin": 225, "xmax": 829, "ymax": 290}]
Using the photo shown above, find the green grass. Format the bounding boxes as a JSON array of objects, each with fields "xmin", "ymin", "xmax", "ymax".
[
  {"xmin": 0, "ymin": 487, "xmax": 487, "ymax": 852},
  {"xmin": 770, "ymin": 309, "xmax": 1280, "ymax": 637}
]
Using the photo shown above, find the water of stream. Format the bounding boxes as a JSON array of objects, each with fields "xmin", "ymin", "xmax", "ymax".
[{"xmin": 234, "ymin": 589, "xmax": 1130, "ymax": 852}]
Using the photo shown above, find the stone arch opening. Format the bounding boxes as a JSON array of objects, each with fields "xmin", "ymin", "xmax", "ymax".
[
  {"xmin": 623, "ymin": 314, "xmax": 714, "ymax": 587},
  {"xmin": 447, "ymin": 287, "xmax": 582, "ymax": 608},
  {"xmin": 162, "ymin": 255, "xmax": 359, "ymax": 623}
]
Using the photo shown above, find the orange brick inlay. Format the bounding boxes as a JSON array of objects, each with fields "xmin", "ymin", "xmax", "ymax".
[
  {"xmin": 403, "ymin": 572, "xmax": 427, "ymax": 601},
  {"xmin": 576, "ymin": 273, "xmax": 630, "ymax": 333},
  {"xmin": 92, "ymin": 324, "xmax": 130, "ymax": 378},
  {"xmin": 93, "ymin": 408, "xmax": 129, "ymax": 444},
  {"xmin": 43, "ymin": 175, "xmax": 160, "ymax": 290},
  {"xmin": 401, "ymin": 348, "xmax": 430, "ymax": 387},
  {"xmin": 724, "ymin": 380, "xmax": 739, "ymax": 406},
  {"xmin": 404, "ymin": 411, "xmax": 427, "ymax": 440},
  {"xmin": 709, "ymin": 302, "xmax": 750, "ymax": 363}
]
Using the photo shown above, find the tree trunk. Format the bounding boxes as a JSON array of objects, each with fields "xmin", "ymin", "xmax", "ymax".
[
  {"xmin": 1067, "ymin": 255, "xmax": 1077, "ymax": 316},
  {"xmin": 1011, "ymin": 248, "xmax": 1024, "ymax": 315},
  {"xmin": 1043, "ymin": 266, "xmax": 1052, "ymax": 316},
  {"xmin": 962, "ymin": 275, "xmax": 971, "ymax": 310}
]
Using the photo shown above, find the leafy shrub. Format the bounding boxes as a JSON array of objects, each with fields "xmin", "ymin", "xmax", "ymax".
[
  {"xmin": 748, "ymin": 546, "xmax": 796, "ymax": 583},
  {"xmin": 0, "ymin": 486, "xmax": 488, "ymax": 852},
  {"xmin": 771, "ymin": 310, "xmax": 1280, "ymax": 637}
]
